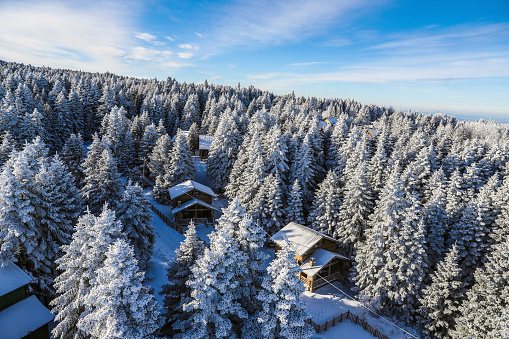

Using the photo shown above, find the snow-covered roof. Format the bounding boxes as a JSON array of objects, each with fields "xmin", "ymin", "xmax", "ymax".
[
  {"xmin": 300, "ymin": 248, "xmax": 350, "ymax": 277},
  {"xmin": 199, "ymin": 135, "xmax": 214, "ymax": 150},
  {"xmin": 171, "ymin": 198, "xmax": 220, "ymax": 215},
  {"xmin": 318, "ymin": 121, "xmax": 328, "ymax": 129},
  {"xmin": 366, "ymin": 126, "xmax": 378, "ymax": 139},
  {"xmin": 271, "ymin": 222, "xmax": 339, "ymax": 257},
  {"xmin": 324, "ymin": 117, "xmax": 338, "ymax": 125},
  {"xmin": 0, "ymin": 263, "xmax": 31, "ymax": 296},
  {"xmin": 168, "ymin": 180, "xmax": 216, "ymax": 200},
  {"xmin": 0, "ymin": 295, "xmax": 54, "ymax": 338}
]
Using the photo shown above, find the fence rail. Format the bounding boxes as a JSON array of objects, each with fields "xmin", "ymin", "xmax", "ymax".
[
  {"xmin": 150, "ymin": 204, "xmax": 184, "ymax": 234},
  {"xmin": 306, "ymin": 310, "xmax": 389, "ymax": 339}
]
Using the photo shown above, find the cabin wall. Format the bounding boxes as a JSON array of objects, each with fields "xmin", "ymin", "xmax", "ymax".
[
  {"xmin": 172, "ymin": 189, "xmax": 213, "ymax": 206},
  {"xmin": 0, "ymin": 286, "xmax": 26, "ymax": 312}
]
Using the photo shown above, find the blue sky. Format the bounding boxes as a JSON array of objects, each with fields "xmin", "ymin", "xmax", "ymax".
[{"xmin": 1, "ymin": 0, "xmax": 508, "ymax": 122}]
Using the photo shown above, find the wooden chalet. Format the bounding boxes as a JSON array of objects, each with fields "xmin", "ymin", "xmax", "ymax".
[
  {"xmin": 318, "ymin": 117, "xmax": 338, "ymax": 130},
  {"xmin": 169, "ymin": 180, "xmax": 220, "ymax": 226},
  {"xmin": 0, "ymin": 263, "xmax": 54, "ymax": 339},
  {"xmin": 272, "ymin": 222, "xmax": 351, "ymax": 292},
  {"xmin": 198, "ymin": 135, "xmax": 214, "ymax": 161}
]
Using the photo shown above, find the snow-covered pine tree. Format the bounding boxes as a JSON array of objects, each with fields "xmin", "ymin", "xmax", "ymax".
[
  {"xmin": 263, "ymin": 124, "xmax": 289, "ymax": 181},
  {"xmin": 165, "ymin": 129, "xmax": 195, "ymax": 186},
  {"xmin": 51, "ymin": 206, "xmax": 124, "ymax": 339},
  {"xmin": 160, "ymin": 220, "xmax": 205, "ymax": 337},
  {"xmin": 149, "ymin": 133, "xmax": 172, "ymax": 180},
  {"xmin": 290, "ymin": 133, "xmax": 319, "ymax": 210},
  {"xmin": 451, "ymin": 191, "xmax": 509, "ymax": 339},
  {"xmin": 285, "ymin": 179, "xmax": 305, "ymax": 225},
  {"xmin": 61, "ymin": 133, "xmax": 86, "ymax": 186},
  {"xmin": 256, "ymin": 171, "xmax": 286, "ymax": 235},
  {"xmin": 0, "ymin": 131, "xmax": 16, "ymax": 167},
  {"xmin": 336, "ymin": 161, "xmax": 374, "ymax": 254},
  {"xmin": 418, "ymin": 244, "xmax": 464, "ymax": 339},
  {"xmin": 308, "ymin": 169, "xmax": 342, "ymax": 237},
  {"xmin": 139, "ymin": 122, "xmax": 158, "ymax": 167},
  {"xmin": 117, "ymin": 181, "xmax": 155, "ymax": 270},
  {"xmin": 81, "ymin": 148, "xmax": 123, "ymax": 214},
  {"xmin": 78, "ymin": 239, "xmax": 162, "ymax": 339},
  {"xmin": 256, "ymin": 242, "xmax": 313, "ymax": 339},
  {"xmin": 181, "ymin": 93, "xmax": 200, "ymax": 130},
  {"xmin": 183, "ymin": 211, "xmax": 249, "ymax": 338}
]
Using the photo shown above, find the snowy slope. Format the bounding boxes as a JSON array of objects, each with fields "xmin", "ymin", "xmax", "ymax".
[{"xmin": 145, "ymin": 210, "xmax": 184, "ymax": 305}]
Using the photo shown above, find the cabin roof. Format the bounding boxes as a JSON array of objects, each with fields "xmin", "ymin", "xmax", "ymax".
[
  {"xmin": 325, "ymin": 117, "xmax": 338, "ymax": 124},
  {"xmin": 0, "ymin": 295, "xmax": 54, "ymax": 338},
  {"xmin": 300, "ymin": 248, "xmax": 350, "ymax": 278},
  {"xmin": 199, "ymin": 135, "xmax": 214, "ymax": 150},
  {"xmin": 271, "ymin": 222, "xmax": 339, "ymax": 257},
  {"xmin": 0, "ymin": 263, "xmax": 31, "ymax": 296},
  {"xmin": 366, "ymin": 126, "xmax": 378, "ymax": 139},
  {"xmin": 169, "ymin": 180, "xmax": 216, "ymax": 200},
  {"xmin": 171, "ymin": 198, "xmax": 220, "ymax": 215}
]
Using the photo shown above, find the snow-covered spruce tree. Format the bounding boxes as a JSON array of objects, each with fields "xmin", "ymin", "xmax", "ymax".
[
  {"xmin": 164, "ymin": 129, "xmax": 194, "ymax": 187},
  {"xmin": 149, "ymin": 133, "xmax": 172, "ymax": 181},
  {"xmin": 256, "ymin": 243, "xmax": 313, "ymax": 339},
  {"xmin": 263, "ymin": 124, "xmax": 289, "ymax": 181},
  {"xmin": 51, "ymin": 206, "xmax": 124, "ymax": 339},
  {"xmin": 139, "ymin": 122, "xmax": 158, "ymax": 167},
  {"xmin": 207, "ymin": 113, "xmax": 241, "ymax": 191},
  {"xmin": 32, "ymin": 155, "xmax": 82, "ymax": 290},
  {"xmin": 81, "ymin": 148, "xmax": 123, "ymax": 214},
  {"xmin": 418, "ymin": 244, "xmax": 464, "ymax": 339},
  {"xmin": 78, "ymin": 239, "xmax": 162, "ymax": 339},
  {"xmin": 285, "ymin": 179, "xmax": 305, "ymax": 225},
  {"xmin": 183, "ymin": 213, "xmax": 249, "ymax": 338},
  {"xmin": 100, "ymin": 106, "xmax": 134, "ymax": 171},
  {"xmin": 352, "ymin": 164, "xmax": 407, "ymax": 309},
  {"xmin": 420, "ymin": 168, "xmax": 448, "ymax": 271},
  {"xmin": 61, "ymin": 133, "xmax": 86, "ymax": 186},
  {"xmin": 117, "ymin": 181, "xmax": 155, "ymax": 271},
  {"xmin": 451, "ymin": 195, "xmax": 509, "ymax": 339},
  {"xmin": 0, "ymin": 137, "xmax": 60, "ymax": 292},
  {"xmin": 308, "ymin": 169, "xmax": 342, "ymax": 237},
  {"xmin": 290, "ymin": 133, "xmax": 320, "ymax": 210},
  {"xmin": 367, "ymin": 126, "xmax": 390, "ymax": 197},
  {"xmin": 256, "ymin": 171, "xmax": 286, "ymax": 235},
  {"xmin": 336, "ymin": 162, "xmax": 374, "ymax": 253},
  {"xmin": 0, "ymin": 131, "xmax": 16, "ymax": 167},
  {"xmin": 181, "ymin": 93, "xmax": 201, "ymax": 130},
  {"xmin": 160, "ymin": 221, "xmax": 205, "ymax": 337},
  {"xmin": 234, "ymin": 132, "xmax": 265, "ymax": 207}
]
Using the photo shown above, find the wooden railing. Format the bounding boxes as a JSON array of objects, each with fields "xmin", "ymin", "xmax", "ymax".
[
  {"xmin": 313, "ymin": 272, "xmax": 346, "ymax": 290},
  {"xmin": 177, "ymin": 217, "xmax": 211, "ymax": 226},
  {"xmin": 306, "ymin": 310, "xmax": 389, "ymax": 339},
  {"xmin": 150, "ymin": 204, "xmax": 184, "ymax": 234}
]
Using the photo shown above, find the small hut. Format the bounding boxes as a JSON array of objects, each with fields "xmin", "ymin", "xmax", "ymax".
[
  {"xmin": 198, "ymin": 135, "xmax": 214, "ymax": 161},
  {"xmin": 0, "ymin": 263, "xmax": 54, "ymax": 339},
  {"xmin": 318, "ymin": 117, "xmax": 338, "ymax": 130},
  {"xmin": 169, "ymin": 180, "xmax": 219, "ymax": 226},
  {"xmin": 272, "ymin": 222, "xmax": 351, "ymax": 292}
]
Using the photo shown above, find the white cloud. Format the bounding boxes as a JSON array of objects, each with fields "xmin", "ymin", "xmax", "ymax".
[
  {"xmin": 135, "ymin": 32, "xmax": 157, "ymax": 43},
  {"xmin": 166, "ymin": 36, "xmax": 175, "ymax": 41},
  {"xmin": 195, "ymin": 32, "xmax": 205, "ymax": 38},
  {"xmin": 287, "ymin": 62, "xmax": 331, "ymax": 67},
  {"xmin": 178, "ymin": 52, "xmax": 194, "ymax": 59},
  {"xmin": 179, "ymin": 44, "xmax": 194, "ymax": 49},
  {"xmin": 0, "ymin": 1, "xmax": 193, "ymax": 76},
  {"xmin": 208, "ymin": 0, "xmax": 381, "ymax": 49}
]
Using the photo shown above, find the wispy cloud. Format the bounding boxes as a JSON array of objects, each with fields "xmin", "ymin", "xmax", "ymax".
[
  {"xmin": 287, "ymin": 61, "xmax": 332, "ymax": 67},
  {"xmin": 0, "ymin": 0, "xmax": 191, "ymax": 75},
  {"xmin": 195, "ymin": 32, "xmax": 205, "ymax": 38},
  {"xmin": 177, "ymin": 52, "xmax": 194, "ymax": 59},
  {"xmin": 179, "ymin": 44, "xmax": 198, "ymax": 50},
  {"xmin": 206, "ymin": 0, "xmax": 383, "ymax": 51},
  {"xmin": 166, "ymin": 36, "xmax": 175, "ymax": 41}
]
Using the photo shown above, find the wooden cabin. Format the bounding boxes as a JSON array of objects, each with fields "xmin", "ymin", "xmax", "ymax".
[
  {"xmin": 271, "ymin": 222, "xmax": 351, "ymax": 292},
  {"xmin": 366, "ymin": 126, "xmax": 378, "ymax": 139},
  {"xmin": 199, "ymin": 135, "xmax": 214, "ymax": 161},
  {"xmin": 0, "ymin": 263, "xmax": 54, "ymax": 339},
  {"xmin": 318, "ymin": 117, "xmax": 338, "ymax": 130},
  {"xmin": 169, "ymin": 180, "xmax": 220, "ymax": 226}
]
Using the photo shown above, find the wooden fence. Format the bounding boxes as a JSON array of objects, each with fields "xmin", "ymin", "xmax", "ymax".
[
  {"xmin": 306, "ymin": 310, "xmax": 389, "ymax": 339},
  {"xmin": 150, "ymin": 204, "xmax": 184, "ymax": 234}
]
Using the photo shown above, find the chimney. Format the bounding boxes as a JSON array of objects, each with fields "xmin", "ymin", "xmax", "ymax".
[{"xmin": 310, "ymin": 257, "xmax": 315, "ymax": 266}]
